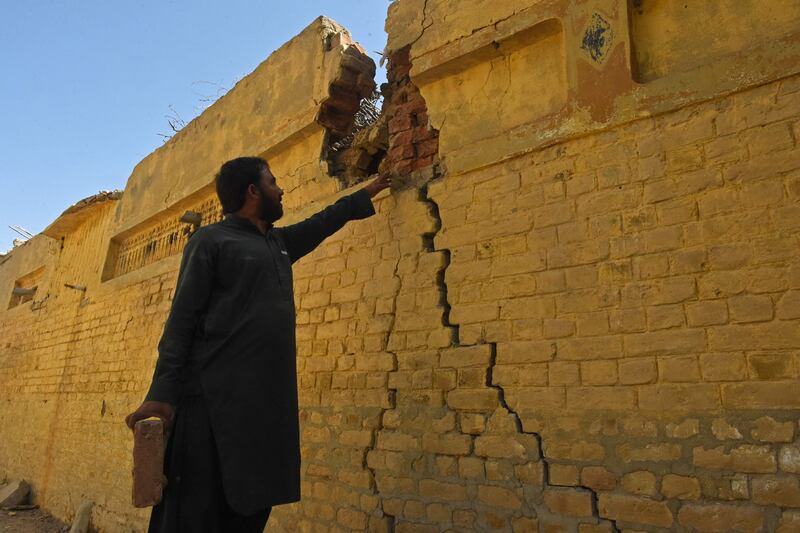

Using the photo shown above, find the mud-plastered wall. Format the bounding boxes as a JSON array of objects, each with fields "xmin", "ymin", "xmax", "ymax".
[{"xmin": 2, "ymin": 1, "xmax": 800, "ymax": 532}]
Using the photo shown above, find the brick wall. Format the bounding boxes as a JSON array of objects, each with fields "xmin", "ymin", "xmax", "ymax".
[{"xmin": 2, "ymin": 2, "xmax": 800, "ymax": 532}]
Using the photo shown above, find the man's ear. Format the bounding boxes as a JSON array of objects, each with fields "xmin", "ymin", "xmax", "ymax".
[{"xmin": 247, "ymin": 183, "xmax": 259, "ymax": 199}]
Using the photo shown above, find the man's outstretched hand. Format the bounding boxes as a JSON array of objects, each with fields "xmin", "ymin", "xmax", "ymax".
[
  {"xmin": 363, "ymin": 174, "xmax": 392, "ymax": 198},
  {"xmin": 126, "ymin": 401, "xmax": 175, "ymax": 433}
]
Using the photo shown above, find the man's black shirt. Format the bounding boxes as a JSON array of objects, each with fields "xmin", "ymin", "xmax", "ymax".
[{"xmin": 145, "ymin": 188, "xmax": 376, "ymax": 513}]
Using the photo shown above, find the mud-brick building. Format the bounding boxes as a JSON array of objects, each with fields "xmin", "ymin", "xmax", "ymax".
[{"xmin": 2, "ymin": 1, "xmax": 800, "ymax": 531}]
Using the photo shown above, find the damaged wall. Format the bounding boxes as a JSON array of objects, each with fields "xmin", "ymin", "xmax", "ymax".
[{"xmin": 2, "ymin": 1, "xmax": 800, "ymax": 532}]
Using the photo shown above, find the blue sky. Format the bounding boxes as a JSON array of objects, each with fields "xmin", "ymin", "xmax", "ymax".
[{"xmin": 0, "ymin": 1, "xmax": 391, "ymax": 252}]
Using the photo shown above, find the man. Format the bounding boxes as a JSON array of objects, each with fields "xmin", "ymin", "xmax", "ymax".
[{"xmin": 125, "ymin": 156, "xmax": 391, "ymax": 532}]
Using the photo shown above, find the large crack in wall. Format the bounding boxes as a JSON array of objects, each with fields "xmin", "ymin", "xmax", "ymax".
[{"xmin": 358, "ymin": 46, "xmax": 622, "ymax": 532}]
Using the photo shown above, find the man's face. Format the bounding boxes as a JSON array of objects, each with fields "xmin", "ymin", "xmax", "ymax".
[{"xmin": 256, "ymin": 166, "xmax": 284, "ymax": 223}]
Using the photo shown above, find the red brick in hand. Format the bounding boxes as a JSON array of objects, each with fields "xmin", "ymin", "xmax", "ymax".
[{"xmin": 132, "ymin": 419, "xmax": 167, "ymax": 508}]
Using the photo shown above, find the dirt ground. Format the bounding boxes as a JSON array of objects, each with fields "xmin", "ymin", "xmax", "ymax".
[{"xmin": 0, "ymin": 508, "xmax": 67, "ymax": 533}]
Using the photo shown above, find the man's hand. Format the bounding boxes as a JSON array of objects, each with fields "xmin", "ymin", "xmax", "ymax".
[
  {"xmin": 363, "ymin": 174, "xmax": 392, "ymax": 198},
  {"xmin": 126, "ymin": 401, "xmax": 175, "ymax": 433}
]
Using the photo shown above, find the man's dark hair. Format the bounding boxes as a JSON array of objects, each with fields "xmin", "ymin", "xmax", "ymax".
[{"xmin": 215, "ymin": 156, "xmax": 269, "ymax": 214}]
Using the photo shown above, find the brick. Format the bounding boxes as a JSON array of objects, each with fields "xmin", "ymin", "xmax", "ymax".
[
  {"xmin": 597, "ymin": 494, "xmax": 673, "ymax": 527},
  {"xmin": 580, "ymin": 466, "xmax": 617, "ymax": 491},
  {"xmin": 624, "ymin": 329, "xmax": 706, "ymax": 356},
  {"xmin": 132, "ymin": 419, "xmax": 166, "ymax": 507},
  {"xmin": 535, "ymin": 201, "xmax": 575, "ymax": 227},
  {"xmin": 618, "ymin": 358, "xmax": 657, "ymax": 385},
  {"xmin": 440, "ymin": 345, "xmax": 492, "ymax": 367},
  {"xmin": 661, "ymin": 474, "xmax": 701, "ymax": 500},
  {"xmin": 514, "ymin": 462, "xmax": 545, "ymax": 485},
  {"xmin": 580, "ymin": 360, "xmax": 617, "ymax": 386},
  {"xmin": 693, "ymin": 445, "xmax": 777, "ymax": 473},
  {"xmin": 722, "ymin": 382, "xmax": 800, "ymax": 409},
  {"xmin": 545, "ymin": 440, "xmax": 605, "ymax": 461},
  {"xmin": 576, "ymin": 311, "xmax": 610, "ymax": 336},
  {"xmin": 704, "ymin": 134, "xmax": 748, "ymax": 163},
  {"xmin": 777, "ymin": 290, "xmax": 800, "ymax": 319},
  {"xmin": 746, "ymin": 353, "xmax": 794, "ymax": 380},
  {"xmin": 640, "ymin": 384, "xmax": 720, "ymax": 411},
  {"xmin": 543, "ymin": 489, "xmax": 593, "ymax": 517},
  {"xmin": 678, "ymin": 503, "xmax": 763, "ymax": 533},
  {"xmin": 474, "ymin": 435, "xmax": 530, "ymax": 459},
  {"xmin": 449, "ymin": 304, "xmax": 499, "ymax": 324},
  {"xmin": 421, "ymin": 433, "xmax": 471, "ymax": 455},
  {"xmin": 477, "ymin": 485, "xmax": 521, "ymax": 510},
  {"xmin": 780, "ymin": 445, "xmax": 800, "ymax": 474},
  {"xmin": 549, "ymin": 361, "xmax": 580, "ymax": 386},
  {"xmin": 778, "ymin": 511, "xmax": 800, "ymax": 533},
  {"xmin": 337, "ymin": 508, "xmax": 368, "ymax": 529},
  {"xmin": 515, "ymin": 387, "xmax": 566, "ymax": 409},
  {"xmin": 621, "ymin": 470, "xmax": 656, "ymax": 496},
  {"xmin": 646, "ymin": 304, "xmax": 685, "ymax": 329},
  {"xmin": 711, "ymin": 418, "xmax": 743, "ymax": 440},
  {"xmin": 543, "ymin": 319, "xmax": 575, "ymax": 338},
  {"xmin": 548, "ymin": 464, "xmax": 579, "ymax": 486},
  {"xmin": 567, "ymin": 387, "xmax": 635, "ymax": 410},
  {"xmin": 419, "ymin": 480, "xmax": 467, "ymax": 501},
  {"xmin": 752, "ymin": 476, "xmax": 800, "ymax": 507},
  {"xmin": 446, "ymin": 389, "xmax": 498, "ymax": 411},
  {"xmin": 751, "ymin": 416, "xmax": 795, "ymax": 443},
  {"xmin": 548, "ymin": 240, "xmax": 610, "ymax": 269},
  {"xmin": 616, "ymin": 443, "xmax": 681, "ymax": 463},
  {"xmin": 700, "ymin": 353, "xmax": 747, "ymax": 381},
  {"xmin": 746, "ymin": 123, "xmax": 794, "ymax": 155},
  {"xmin": 686, "ymin": 300, "xmax": 728, "ymax": 326},
  {"xmin": 709, "ymin": 323, "xmax": 800, "ymax": 351},
  {"xmin": 666, "ymin": 418, "xmax": 699, "ymax": 438},
  {"xmin": 643, "ymin": 169, "xmax": 722, "ymax": 203},
  {"xmin": 377, "ymin": 432, "xmax": 419, "ymax": 452},
  {"xmin": 728, "ymin": 294, "xmax": 773, "ymax": 323},
  {"xmin": 620, "ymin": 277, "xmax": 696, "ymax": 307},
  {"xmin": 499, "ymin": 296, "xmax": 555, "ymax": 320},
  {"xmin": 496, "ymin": 340, "xmax": 556, "ymax": 364},
  {"xmin": 658, "ymin": 355, "xmax": 700, "ymax": 382},
  {"xmin": 742, "ymin": 179, "xmax": 784, "ymax": 205},
  {"xmin": 558, "ymin": 335, "xmax": 622, "ymax": 360},
  {"xmin": 657, "ymin": 198, "xmax": 697, "ymax": 225}
]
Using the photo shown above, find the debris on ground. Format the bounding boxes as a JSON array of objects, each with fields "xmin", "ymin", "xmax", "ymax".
[{"xmin": 0, "ymin": 481, "xmax": 30, "ymax": 509}]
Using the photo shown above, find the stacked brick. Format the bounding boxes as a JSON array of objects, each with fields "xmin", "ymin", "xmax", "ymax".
[
  {"xmin": 426, "ymin": 75, "xmax": 800, "ymax": 531},
  {"xmin": 380, "ymin": 47, "xmax": 440, "ymax": 177}
]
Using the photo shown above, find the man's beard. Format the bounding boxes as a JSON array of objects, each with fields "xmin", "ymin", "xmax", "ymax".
[{"xmin": 257, "ymin": 186, "xmax": 283, "ymax": 223}]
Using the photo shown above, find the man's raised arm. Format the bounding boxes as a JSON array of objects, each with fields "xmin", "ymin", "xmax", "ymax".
[{"xmin": 278, "ymin": 175, "xmax": 390, "ymax": 263}]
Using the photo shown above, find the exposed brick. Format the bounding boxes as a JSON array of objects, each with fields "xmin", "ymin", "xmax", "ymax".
[
  {"xmin": 752, "ymin": 476, "xmax": 800, "ymax": 507},
  {"xmin": 693, "ymin": 445, "xmax": 777, "ymax": 473},
  {"xmin": 661, "ymin": 474, "xmax": 701, "ymax": 500},
  {"xmin": 543, "ymin": 489, "xmax": 593, "ymax": 517},
  {"xmin": 621, "ymin": 470, "xmax": 656, "ymax": 496},
  {"xmin": 548, "ymin": 464, "xmax": 579, "ymax": 486},
  {"xmin": 132, "ymin": 419, "xmax": 166, "ymax": 508},
  {"xmin": 779, "ymin": 444, "xmax": 800, "ymax": 474},
  {"xmin": 751, "ymin": 416, "xmax": 795, "ymax": 443},
  {"xmin": 597, "ymin": 494, "xmax": 673, "ymax": 527},
  {"xmin": 477, "ymin": 485, "xmax": 522, "ymax": 510},
  {"xmin": 722, "ymin": 382, "xmax": 800, "ymax": 409},
  {"xmin": 580, "ymin": 466, "xmax": 617, "ymax": 491},
  {"xmin": 419, "ymin": 480, "xmax": 467, "ymax": 501},
  {"xmin": 678, "ymin": 503, "xmax": 763, "ymax": 533}
]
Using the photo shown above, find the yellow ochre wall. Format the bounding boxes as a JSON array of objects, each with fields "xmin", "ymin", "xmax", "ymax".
[{"xmin": 2, "ymin": 1, "xmax": 800, "ymax": 531}]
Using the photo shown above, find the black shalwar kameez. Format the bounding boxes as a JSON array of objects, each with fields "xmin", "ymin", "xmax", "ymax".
[{"xmin": 145, "ymin": 189, "xmax": 375, "ymax": 532}]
